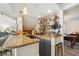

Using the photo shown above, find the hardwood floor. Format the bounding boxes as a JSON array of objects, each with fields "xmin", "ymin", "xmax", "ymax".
[
  {"xmin": 64, "ymin": 50, "xmax": 73, "ymax": 56},
  {"xmin": 64, "ymin": 40, "xmax": 79, "ymax": 56},
  {"xmin": 64, "ymin": 49, "xmax": 76, "ymax": 56}
]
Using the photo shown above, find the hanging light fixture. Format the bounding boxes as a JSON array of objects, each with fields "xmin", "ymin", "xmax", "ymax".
[
  {"xmin": 22, "ymin": 5, "xmax": 28, "ymax": 15},
  {"xmin": 48, "ymin": 8, "xmax": 51, "ymax": 13}
]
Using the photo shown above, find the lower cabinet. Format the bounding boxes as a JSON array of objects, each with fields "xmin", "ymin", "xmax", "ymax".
[
  {"xmin": 39, "ymin": 39, "xmax": 51, "ymax": 56},
  {"xmin": 55, "ymin": 42, "xmax": 63, "ymax": 56},
  {"xmin": 12, "ymin": 42, "xmax": 39, "ymax": 56}
]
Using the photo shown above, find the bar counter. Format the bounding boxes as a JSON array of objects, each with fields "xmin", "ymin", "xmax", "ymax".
[{"xmin": 2, "ymin": 34, "xmax": 40, "ymax": 48}]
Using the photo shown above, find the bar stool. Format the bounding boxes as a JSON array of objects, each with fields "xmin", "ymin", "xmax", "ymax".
[{"xmin": 0, "ymin": 47, "xmax": 12, "ymax": 56}]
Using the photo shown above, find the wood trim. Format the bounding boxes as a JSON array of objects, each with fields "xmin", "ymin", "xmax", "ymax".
[{"xmin": 7, "ymin": 40, "xmax": 40, "ymax": 48}]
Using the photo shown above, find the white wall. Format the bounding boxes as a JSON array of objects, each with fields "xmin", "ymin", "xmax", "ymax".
[
  {"xmin": 23, "ymin": 15, "xmax": 38, "ymax": 30},
  {"xmin": 64, "ymin": 17, "xmax": 79, "ymax": 34},
  {"xmin": 0, "ymin": 15, "xmax": 16, "ymax": 32}
]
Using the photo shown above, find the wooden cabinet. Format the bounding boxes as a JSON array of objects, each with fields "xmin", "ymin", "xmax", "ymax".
[
  {"xmin": 39, "ymin": 17, "xmax": 50, "ymax": 34},
  {"xmin": 23, "ymin": 29, "xmax": 33, "ymax": 34}
]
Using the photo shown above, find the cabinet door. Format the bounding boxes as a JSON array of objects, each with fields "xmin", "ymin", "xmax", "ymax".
[
  {"xmin": 44, "ymin": 40, "xmax": 51, "ymax": 56},
  {"xmin": 55, "ymin": 42, "xmax": 63, "ymax": 56},
  {"xmin": 39, "ymin": 39, "xmax": 51, "ymax": 56},
  {"xmin": 39, "ymin": 39, "xmax": 45, "ymax": 56}
]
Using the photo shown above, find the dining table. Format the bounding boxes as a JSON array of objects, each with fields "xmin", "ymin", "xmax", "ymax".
[{"xmin": 64, "ymin": 34, "xmax": 79, "ymax": 48}]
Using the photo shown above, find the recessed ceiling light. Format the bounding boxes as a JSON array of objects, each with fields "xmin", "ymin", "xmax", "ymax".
[
  {"xmin": 48, "ymin": 9, "xmax": 51, "ymax": 13},
  {"xmin": 19, "ymin": 17, "xmax": 22, "ymax": 22},
  {"xmin": 37, "ymin": 16, "xmax": 40, "ymax": 18}
]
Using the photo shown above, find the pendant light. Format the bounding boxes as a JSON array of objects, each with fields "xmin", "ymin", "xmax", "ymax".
[{"xmin": 22, "ymin": 5, "xmax": 28, "ymax": 15}]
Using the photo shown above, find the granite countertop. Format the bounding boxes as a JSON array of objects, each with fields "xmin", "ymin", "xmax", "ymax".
[
  {"xmin": 33, "ymin": 34, "xmax": 63, "ymax": 45},
  {"xmin": 32, "ymin": 34, "xmax": 51, "ymax": 41},
  {"xmin": 33, "ymin": 34, "xmax": 62, "ymax": 40},
  {"xmin": 2, "ymin": 34, "xmax": 40, "ymax": 49},
  {"xmin": 1, "ymin": 33, "xmax": 62, "ymax": 49}
]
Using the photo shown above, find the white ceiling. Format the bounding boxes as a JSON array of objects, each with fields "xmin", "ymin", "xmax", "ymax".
[
  {"xmin": 0, "ymin": 3, "xmax": 77, "ymax": 20},
  {"xmin": 0, "ymin": 3, "xmax": 76, "ymax": 19},
  {"xmin": 0, "ymin": 3, "xmax": 60, "ymax": 19},
  {"xmin": 64, "ymin": 4, "xmax": 79, "ymax": 22},
  {"xmin": 57, "ymin": 3, "xmax": 78, "ymax": 10}
]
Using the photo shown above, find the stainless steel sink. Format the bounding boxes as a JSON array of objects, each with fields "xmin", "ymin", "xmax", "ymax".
[{"xmin": 26, "ymin": 35, "xmax": 36, "ymax": 39}]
